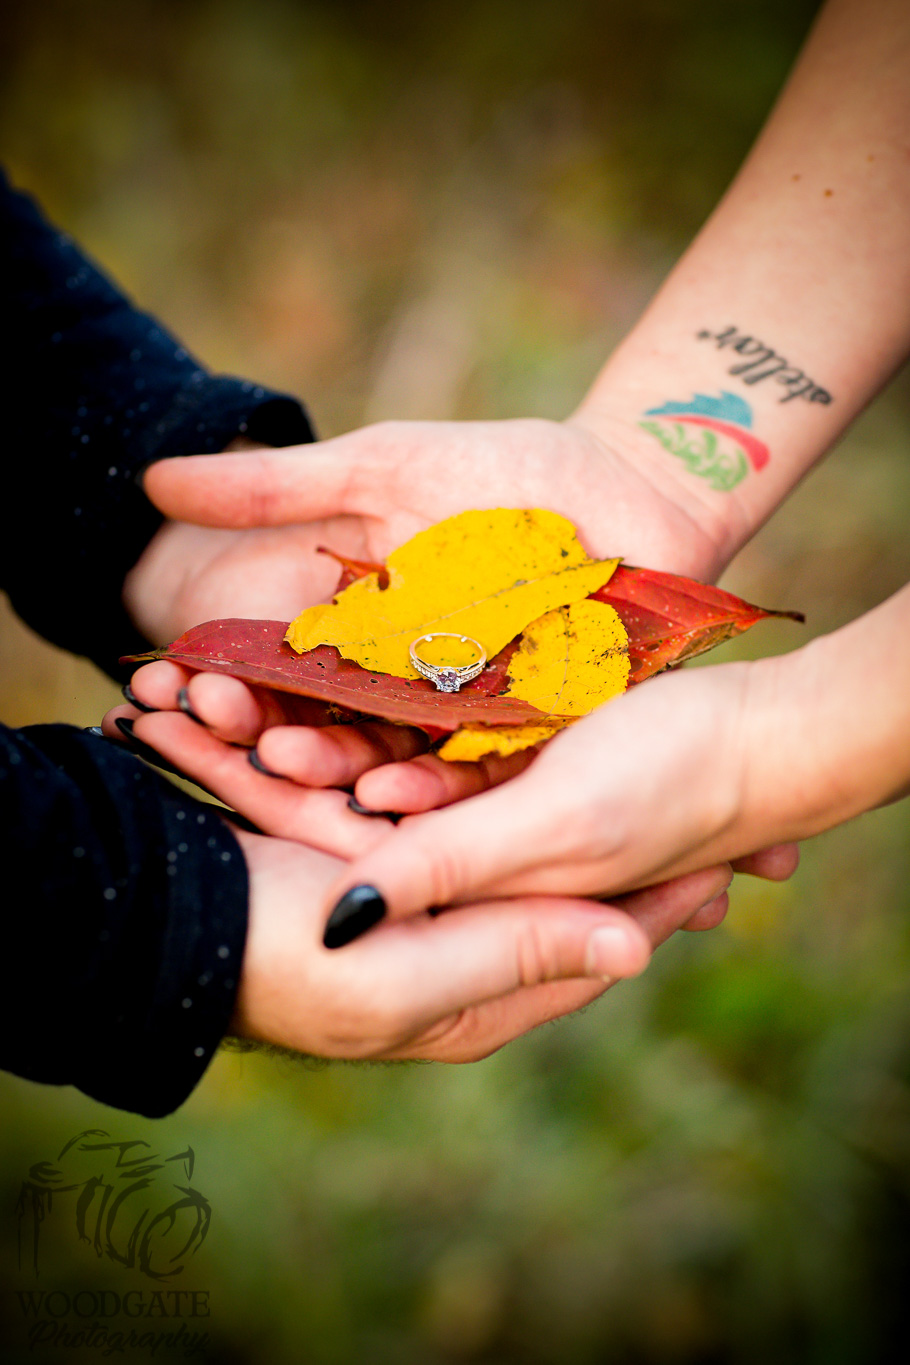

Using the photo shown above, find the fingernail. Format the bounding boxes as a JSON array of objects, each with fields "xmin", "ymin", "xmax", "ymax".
[
  {"xmin": 323, "ymin": 885, "xmax": 387, "ymax": 949},
  {"xmin": 133, "ymin": 459, "xmax": 159, "ymax": 493},
  {"xmin": 584, "ymin": 925, "xmax": 642, "ymax": 981},
  {"xmin": 177, "ymin": 686, "xmax": 205, "ymax": 725},
  {"xmin": 347, "ymin": 794, "xmax": 402, "ymax": 825},
  {"xmin": 122, "ymin": 683, "xmax": 156, "ymax": 714},
  {"xmin": 219, "ymin": 808, "xmax": 265, "ymax": 836},
  {"xmin": 114, "ymin": 718, "xmax": 187, "ymax": 781},
  {"xmin": 249, "ymin": 749, "xmax": 282, "ymax": 778}
]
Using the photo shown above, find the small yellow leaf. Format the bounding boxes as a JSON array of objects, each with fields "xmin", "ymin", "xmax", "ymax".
[
  {"xmin": 437, "ymin": 599, "xmax": 629, "ymax": 762},
  {"xmin": 286, "ymin": 509, "xmax": 620, "ymax": 678},
  {"xmin": 437, "ymin": 719, "xmax": 573, "ymax": 762},
  {"xmin": 505, "ymin": 599, "xmax": 630, "ymax": 716}
]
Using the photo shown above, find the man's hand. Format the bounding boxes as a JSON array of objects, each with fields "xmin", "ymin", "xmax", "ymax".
[
  {"xmin": 120, "ymin": 414, "xmax": 734, "ymax": 801},
  {"xmin": 136, "ymin": 416, "xmax": 734, "ymax": 633},
  {"xmin": 230, "ymin": 826, "xmax": 736, "ymax": 1063},
  {"xmin": 101, "ymin": 699, "xmax": 796, "ymax": 948},
  {"xmin": 313, "ymin": 655, "xmax": 803, "ymax": 941}
]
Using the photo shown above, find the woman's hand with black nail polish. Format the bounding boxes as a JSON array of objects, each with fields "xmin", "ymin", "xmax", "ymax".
[{"xmin": 99, "ymin": 704, "xmax": 401, "ymax": 861}]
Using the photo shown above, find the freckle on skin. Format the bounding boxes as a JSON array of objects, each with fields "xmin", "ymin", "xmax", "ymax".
[
  {"xmin": 791, "ymin": 173, "xmax": 801, "ymax": 181},
  {"xmin": 824, "ymin": 189, "xmax": 833, "ymax": 197}
]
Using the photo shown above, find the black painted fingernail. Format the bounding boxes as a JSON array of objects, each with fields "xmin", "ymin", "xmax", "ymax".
[
  {"xmin": 122, "ymin": 683, "xmax": 156, "ymax": 713},
  {"xmin": 249, "ymin": 749, "xmax": 282, "ymax": 777},
  {"xmin": 323, "ymin": 885, "xmax": 387, "ymax": 948},
  {"xmin": 177, "ymin": 686, "xmax": 205, "ymax": 725},
  {"xmin": 114, "ymin": 717, "xmax": 187, "ymax": 780},
  {"xmin": 347, "ymin": 794, "xmax": 402, "ymax": 825},
  {"xmin": 219, "ymin": 808, "xmax": 265, "ymax": 836},
  {"xmin": 133, "ymin": 459, "xmax": 159, "ymax": 493}
]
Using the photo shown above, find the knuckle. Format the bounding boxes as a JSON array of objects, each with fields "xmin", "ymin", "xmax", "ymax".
[
  {"xmin": 245, "ymin": 453, "xmax": 286, "ymax": 525},
  {"xmin": 514, "ymin": 920, "xmax": 564, "ymax": 988},
  {"xmin": 418, "ymin": 839, "xmax": 471, "ymax": 910},
  {"xmin": 355, "ymin": 723, "xmax": 397, "ymax": 766}
]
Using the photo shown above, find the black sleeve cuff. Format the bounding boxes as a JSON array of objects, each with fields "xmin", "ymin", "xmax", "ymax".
[{"xmin": 1, "ymin": 724, "xmax": 248, "ymax": 1118}]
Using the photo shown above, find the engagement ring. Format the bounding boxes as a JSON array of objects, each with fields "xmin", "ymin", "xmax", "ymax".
[{"xmin": 409, "ymin": 633, "xmax": 487, "ymax": 692}]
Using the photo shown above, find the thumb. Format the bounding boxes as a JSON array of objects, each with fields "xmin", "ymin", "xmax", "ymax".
[
  {"xmin": 142, "ymin": 444, "xmax": 358, "ymax": 527},
  {"xmin": 321, "ymin": 779, "xmax": 564, "ymax": 948}
]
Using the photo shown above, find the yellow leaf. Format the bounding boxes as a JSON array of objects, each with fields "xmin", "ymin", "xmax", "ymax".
[
  {"xmin": 505, "ymin": 599, "xmax": 630, "ymax": 716},
  {"xmin": 286, "ymin": 509, "xmax": 620, "ymax": 678},
  {"xmin": 438, "ymin": 719, "xmax": 573, "ymax": 762},
  {"xmin": 436, "ymin": 599, "xmax": 629, "ymax": 762}
]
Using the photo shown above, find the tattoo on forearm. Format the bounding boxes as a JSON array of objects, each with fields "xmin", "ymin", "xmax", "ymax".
[
  {"xmin": 639, "ymin": 391, "xmax": 767, "ymax": 491},
  {"xmin": 696, "ymin": 326, "xmax": 833, "ymax": 406}
]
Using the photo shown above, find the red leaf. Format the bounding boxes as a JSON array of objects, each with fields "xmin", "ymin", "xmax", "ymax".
[
  {"xmin": 124, "ymin": 620, "xmax": 544, "ymax": 734},
  {"xmin": 123, "ymin": 560, "xmax": 803, "ymax": 741},
  {"xmin": 593, "ymin": 565, "xmax": 804, "ymax": 685},
  {"xmin": 314, "ymin": 548, "xmax": 803, "ymax": 686}
]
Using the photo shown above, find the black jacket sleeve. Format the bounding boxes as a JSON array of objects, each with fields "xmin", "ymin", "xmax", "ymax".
[
  {"xmin": 1, "ymin": 724, "xmax": 248, "ymax": 1118},
  {"xmin": 0, "ymin": 168, "xmax": 315, "ymax": 677},
  {"xmin": 0, "ymin": 171, "xmax": 313, "ymax": 1115}
]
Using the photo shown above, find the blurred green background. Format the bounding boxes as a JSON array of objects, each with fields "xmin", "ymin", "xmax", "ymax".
[{"xmin": 2, "ymin": 1, "xmax": 910, "ymax": 1361}]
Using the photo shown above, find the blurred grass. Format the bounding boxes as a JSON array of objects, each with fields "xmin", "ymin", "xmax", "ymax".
[{"xmin": 2, "ymin": 1, "xmax": 910, "ymax": 1362}]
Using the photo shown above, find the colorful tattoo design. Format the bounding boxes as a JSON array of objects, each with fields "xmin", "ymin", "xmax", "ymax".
[
  {"xmin": 696, "ymin": 326, "xmax": 832, "ymax": 406},
  {"xmin": 639, "ymin": 391, "xmax": 768, "ymax": 492}
]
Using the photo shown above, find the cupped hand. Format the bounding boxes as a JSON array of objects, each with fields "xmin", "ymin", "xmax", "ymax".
[
  {"xmin": 117, "ymin": 659, "xmax": 530, "ymax": 815},
  {"xmin": 103, "ymin": 690, "xmax": 794, "ymax": 958},
  {"xmin": 137, "ymin": 416, "xmax": 733, "ymax": 632},
  {"xmin": 122, "ymin": 414, "xmax": 734, "ymax": 811},
  {"xmin": 229, "ymin": 825, "xmax": 737, "ymax": 1062},
  {"xmin": 316, "ymin": 656, "xmax": 800, "ymax": 937}
]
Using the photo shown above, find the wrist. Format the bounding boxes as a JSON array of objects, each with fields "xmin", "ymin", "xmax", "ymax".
[
  {"xmin": 565, "ymin": 399, "xmax": 747, "ymax": 581},
  {"xmin": 737, "ymin": 621, "xmax": 908, "ymax": 849}
]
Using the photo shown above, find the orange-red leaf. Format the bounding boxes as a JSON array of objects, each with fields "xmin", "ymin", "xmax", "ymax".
[
  {"xmin": 317, "ymin": 550, "xmax": 801, "ymax": 685},
  {"xmin": 123, "ymin": 557, "xmax": 802, "ymax": 746},
  {"xmin": 124, "ymin": 620, "xmax": 545, "ymax": 734},
  {"xmin": 317, "ymin": 545, "xmax": 389, "ymax": 592},
  {"xmin": 592, "ymin": 565, "xmax": 803, "ymax": 684}
]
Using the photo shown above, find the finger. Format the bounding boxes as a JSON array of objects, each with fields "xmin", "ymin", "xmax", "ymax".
[
  {"xmin": 129, "ymin": 662, "xmax": 332, "ymax": 745},
  {"xmin": 133, "ymin": 711, "xmax": 394, "ymax": 858},
  {"xmin": 385, "ymin": 978, "xmax": 610, "ymax": 1062},
  {"xmin": 180, "ymin": 673, "xmax": 329, "ymax": 745},
  {"xmin": 612, "ymin": 864, "xmax": 734, "ymax": 942},
  {"xmin": 127, "ymin": 659, "xmax": 193, "ymax": 711},
  {"xmin": 99, "ymin": 705, "xmax": 214, "ymax": 788},
  {"xmin": 322, "ymin": 776, "xmax": 566, "ymax": 942},
  {"xmin": 731, "ymin": 843, "xmax": 800, "ymax": 881},
  {"xmin": 255, "ymin": 721, "xmax": 429, "ymax": 789},
  {"xmin": 316, "ymin": 895, "xmax": 653, "ymax": 1057},
  {"xmin": 101, "ymin": 702, "xmax": 140, "ymax": 739},
  {"xmin": 680, "ymin": 892, "xmax": 729, "ymax": 932},
  {"xmin": 353, "ymin": 746, "xmax": 538, "ymax": 814},
  {"xmin": 143, "ymin": 446, "xmax": 358, "ymax": 528}
]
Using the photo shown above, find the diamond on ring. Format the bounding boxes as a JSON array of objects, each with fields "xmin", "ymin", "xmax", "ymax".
[{"xmin": 408, "ymin": 633, "xmax": 487, "ymax": 692}]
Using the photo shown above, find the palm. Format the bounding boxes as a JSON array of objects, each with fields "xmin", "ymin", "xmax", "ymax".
[
  {"xmin": 134, "ymin": 416, "xmax": 726, "ymax": 647},
  {"xmin": 127, "ymin": 516, "xmax": 372, "ymax": 645},
  {"xmin": 308, "ymin": 417, "xmax": 722, "ymax": 573}
]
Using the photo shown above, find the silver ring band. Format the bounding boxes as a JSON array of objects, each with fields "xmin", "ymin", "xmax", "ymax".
[{"xmin": 409, "ymin": 633, "xmax": 487, "ymax": 692}]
